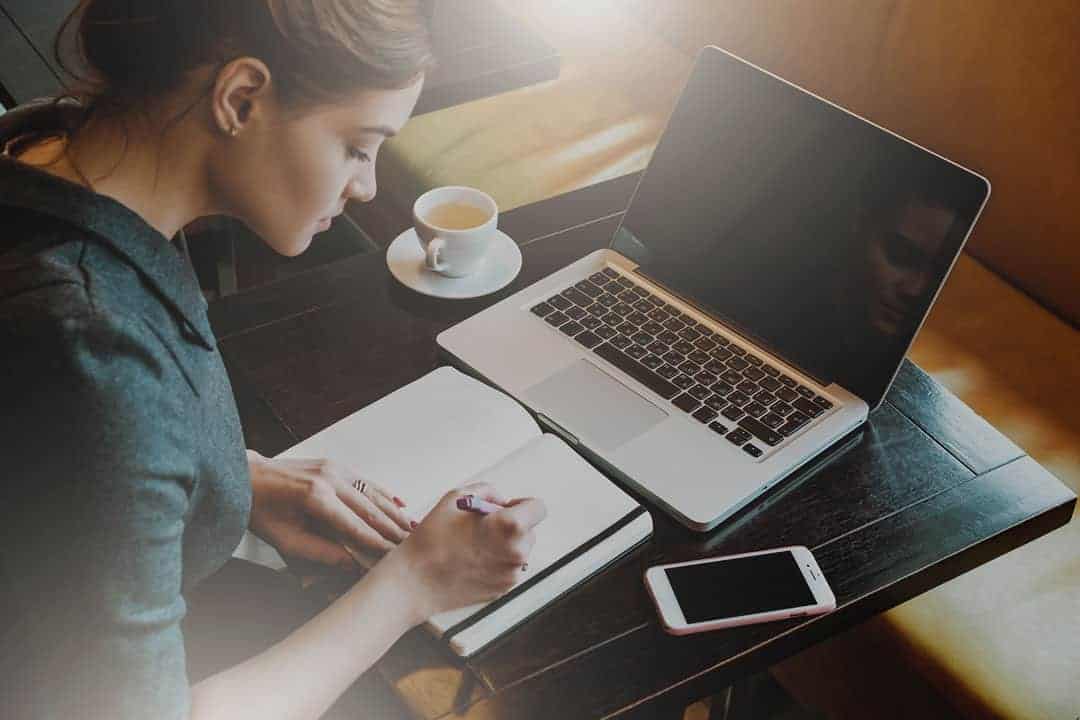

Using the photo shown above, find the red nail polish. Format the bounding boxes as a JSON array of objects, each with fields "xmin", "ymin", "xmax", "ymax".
[
  {"xmin": 393, "ymin": 496, "xmax": 407, "ymax": 508},
  {"xmin": 410, "ymin": 520, "xmax": 419, "ymax": 530}
]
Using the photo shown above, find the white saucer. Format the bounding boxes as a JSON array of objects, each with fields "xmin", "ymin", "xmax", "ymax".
[{"xmin": 386, "ymin": 227, "xmax": 522, "ymax": 299}]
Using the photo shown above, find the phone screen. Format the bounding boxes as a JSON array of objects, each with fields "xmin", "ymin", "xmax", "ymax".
[{"xmin": 665, "ymin": 551, "xmax": 816, "ymax": 623}]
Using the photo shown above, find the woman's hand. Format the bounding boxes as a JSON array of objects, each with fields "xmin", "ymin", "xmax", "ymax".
[
  {"xmin": 246, "ymin": 450, "xmax": 416, "ymax": 571},
  {"xmin": 379, "ymin": 482, "xmax": 548, "ymax": 624}
]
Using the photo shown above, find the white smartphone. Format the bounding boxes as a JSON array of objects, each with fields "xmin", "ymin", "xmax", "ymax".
[{"xmin": 644, "ymin": 546, "xmax": 836, "ymax": 635}]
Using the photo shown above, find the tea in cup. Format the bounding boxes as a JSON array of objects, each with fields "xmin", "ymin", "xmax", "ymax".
[{"xmin": 414, "ymin": 186, "xmax": 498, "ymax": 278}]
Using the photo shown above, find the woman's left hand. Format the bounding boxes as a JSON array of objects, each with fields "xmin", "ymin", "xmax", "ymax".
[{"xmin": 246, "ymin": 450, "xmax": 416, "ymax": 572}]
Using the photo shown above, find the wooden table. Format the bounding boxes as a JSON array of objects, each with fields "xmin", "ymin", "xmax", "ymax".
[{"xmin": 209, "ymin": 173, "xmax": 1076, "ymax": 719}]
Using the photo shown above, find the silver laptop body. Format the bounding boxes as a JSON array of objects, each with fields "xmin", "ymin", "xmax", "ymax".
[{"xmin": 438, "ymin": 47, "xmax": 990, "ymax": 532}]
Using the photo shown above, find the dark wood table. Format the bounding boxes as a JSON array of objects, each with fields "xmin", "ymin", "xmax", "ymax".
[{"xmin": 209, "ymin": 173, "xmax": 1076, "ymax": 719}]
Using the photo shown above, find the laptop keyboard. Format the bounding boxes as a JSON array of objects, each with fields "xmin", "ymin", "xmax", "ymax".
[{"xmin": 529, "ymin": 267, "xmax": 835, "ymax": 458}]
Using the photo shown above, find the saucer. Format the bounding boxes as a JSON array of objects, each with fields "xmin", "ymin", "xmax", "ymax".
[{"xmin": 386, "ymin": 227, "xmax": 522, "ymax": 299}]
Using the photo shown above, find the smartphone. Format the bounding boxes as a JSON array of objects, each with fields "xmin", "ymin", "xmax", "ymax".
[{"xmin": 644, "ymin": 546, "xmax": 835, "ymax": 635}]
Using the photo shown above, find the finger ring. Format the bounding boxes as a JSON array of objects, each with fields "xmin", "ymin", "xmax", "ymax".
[{"xmin": 352, "ymin": 479, "xmax": 367, "ymax": 495}]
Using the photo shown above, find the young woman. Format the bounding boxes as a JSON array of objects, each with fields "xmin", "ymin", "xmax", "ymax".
[{"xmin": 0, "ymin": 2, "xmax": 545, "ymax": 719}]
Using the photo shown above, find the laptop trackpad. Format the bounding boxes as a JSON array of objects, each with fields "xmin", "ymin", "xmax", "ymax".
[{"xmin": 524, "ymin": 360, "xmax": 667, "ymax": 451}]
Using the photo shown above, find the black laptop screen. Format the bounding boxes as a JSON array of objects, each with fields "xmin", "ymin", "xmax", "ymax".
[{"xmin": 612, "ymin": 48, "xmax": 989, "ymax": 408}]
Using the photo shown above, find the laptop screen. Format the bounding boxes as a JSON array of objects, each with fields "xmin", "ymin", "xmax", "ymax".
[{"xmin": 612, "ymin": 48, "xmax": 989, "ymax": 408}]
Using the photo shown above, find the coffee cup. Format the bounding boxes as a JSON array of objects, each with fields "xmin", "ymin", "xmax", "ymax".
[{"xmin": 413, "ymin": 186, "xmax": 498, "ymax": 278}]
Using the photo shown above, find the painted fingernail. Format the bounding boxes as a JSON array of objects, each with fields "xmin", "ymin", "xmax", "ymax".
[
  {"xmin": 410, "ymin": 520, "xmax": 419, "ymax": 530},
  {"xmin": 393, "ymin": 496, "xmax": 407, "ymax": 508}
]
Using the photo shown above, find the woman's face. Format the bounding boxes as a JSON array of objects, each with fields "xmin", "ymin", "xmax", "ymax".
[{"xmin": 215, "ymin": 78, "xmax": 423, "ymax": 256}]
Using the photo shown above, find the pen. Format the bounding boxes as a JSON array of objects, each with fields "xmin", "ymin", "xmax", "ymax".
[{"xmin": 456, "ymin": 494, "xmax": 503, "ymax": 515}]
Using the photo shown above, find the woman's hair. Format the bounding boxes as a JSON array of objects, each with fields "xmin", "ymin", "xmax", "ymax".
[{"xmin": 55, "ymin": 0, "xmax": 434, "ymax": 113}]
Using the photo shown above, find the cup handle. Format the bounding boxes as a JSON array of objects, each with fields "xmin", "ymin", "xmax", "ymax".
[{"xmin": 424, "ymin": 236, "xmax": 447, "ymax": 273}]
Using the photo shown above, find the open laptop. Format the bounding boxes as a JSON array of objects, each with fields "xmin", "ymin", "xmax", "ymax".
[{"xmin": 437, "ymin": 46, "xmax": 990, "ymax": 532}]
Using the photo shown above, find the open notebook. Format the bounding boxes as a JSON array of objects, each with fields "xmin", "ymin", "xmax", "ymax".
[{"xmin": 264, "ymin": 366, "xmax": 652, "ymax": 657}]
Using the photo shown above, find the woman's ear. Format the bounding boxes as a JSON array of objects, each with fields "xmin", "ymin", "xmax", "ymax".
[{"xmin": 211, "ymin": 57, "xmax": 273, "ymax": 138}]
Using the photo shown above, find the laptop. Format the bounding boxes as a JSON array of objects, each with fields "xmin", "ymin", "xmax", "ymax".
[{"xmin": 437, "ymin": 46, "xmax": 990, "ymax": 532}]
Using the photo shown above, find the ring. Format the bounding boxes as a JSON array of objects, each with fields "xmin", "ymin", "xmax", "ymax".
[{"xmin": 352, "ymin": 479, "xmax": 367, "ymax": 495}]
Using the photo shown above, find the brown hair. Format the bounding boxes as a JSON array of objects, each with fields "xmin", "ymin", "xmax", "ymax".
[{"xmin": 55, "ymin": 0, "xmax": 434, "ymax": 113}]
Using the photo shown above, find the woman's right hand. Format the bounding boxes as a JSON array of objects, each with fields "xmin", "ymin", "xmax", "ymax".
[{"xmin": 382, "ymin": 482, "xmax": 547, "ymax": 624}]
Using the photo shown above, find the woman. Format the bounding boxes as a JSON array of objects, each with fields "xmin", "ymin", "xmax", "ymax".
[{"xmin": 0, "ymin": 2, "xmax": 545, "ymax": 718}]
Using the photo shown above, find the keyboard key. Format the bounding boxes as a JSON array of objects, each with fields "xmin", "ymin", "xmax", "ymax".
[
  {"xmin": 694, "ymin": 371, "xmax": 717, "ymax": 386},
  {"xmin": 737, "ymin": 416, "xmax": 783, "ymax": 446},
  {"xmin": 561, "ymin": 288, "xmax": 592, "ymax": 307},
  {"xmin": 647, "ymin": 308, "xmax": 670, "ymax": 323},
  {"xmin": 692, "ymin": 407, "xmax": 718, "ymax": 424},
  {"xmin": 610, "ymin": 302, "xmax": 634, "ymax": 316},
  {"xmin": 728, "ymin": 344, "xmax": 747, "ymax": 356},
  {"xmin": 615, "ymin": 275, "xmax": 634, "ymax": 288},
  {"xmin": 742, "ymin": 443, "xmax": 763, "ymax": 458},
  {"xmin": 746, "ymin": 354, "xmax": 764, "ymax": 367},
  {"xmin": 616, "ymin": 289, "xmax": 638, "ymax": 304},
  {"xmin": 672, "ymin": 374, "xmax": 695, "ymax": 390},
  {"xmin": 531, "ymin": 301, "xmax": 554, "ymax": 317},
  {"xmin": 656, "ymin": 364, "xmax": 678, "ymax": 379},
  {"xmin": 688, "ymin": 384, "xmax": 712, "ymax": 401},
  {"xmin": 704, "ymin": 395, "xmax": 727, "ymax": 412},
  {"xmin": 662, "ymin": 350, "xmax": 685, "ymax": 366},
  {"xmin": 631, "ymin": 332, "xmax": 653, "ymax": 346},
  {"xmin": 677, "ymin": 327, "xmax": 702, "ymax": 342},
  {"xmin": 726, "ymin": 356, "xmax": 749, "ymax": 371},
  {"xmin": 813, "ymin": 396, "xmax": 834, "ymax": 410},
  {"xmin": 647, "ymin": 341, "xmax": 668, "ymax": 355},
  {"xmin": 575, "ymin": 279, "xmax": 604, "ymax": 298},
  {"xmin": 694, "ymin": 337, "xmax": 718, "ymax": 352},
  {"xmin": 759, "ymin": 376, "xmax": 782, "ymax": 392},
  {"xmin": 711, "ymin": 380, "xmax": 734, "ymax": 396},
  {"xmin": 679, "ymin": 361, "xmax": 700, "ymax": 375},
  {"xmin": 610, "ymin": 334, "xmax": 632, "ymax": 349},
  {"xmin": 753, "ymin": 390, "xmax": 777, "ymax": 406},
  {"xmin": 596, "ymin": 293, "xmax": 619, "ymax": 308},
  {"xmin": 776, "ymin": 386, "xmax": 799, "ymax": 403},
  {"xmin": 743, "ymin": 401, "xmax": 767, "ymax": 418},
  {"xmin": 673, "ymin": 393, "xmax": 700, "ymax": 413},
  {"xmin": 712, "ymin": 334, "xmax": 730, "ymax": 347},
  {"xmin": 708, "ymin": 421, "xmax": 729, "ymax": 435},
  {"xmin": 720, "ymin": 369, "xmax": 743, "ymax": 386},
  {"xmin": 601, "ymin": 267, "xmax": 619, "ymax": 279},
  {"xmin": 726, "ymin": 390, "xmax": 750, "ymax": 407},
  {"xmin": 548, "ymin": 295, "xmax": 572, "ymax": 311},
  {"xmin": 658, "ymin": 330, "xmax": 680, "ymax": 345},
  {"xmin": 626, "ymin": 344, "xmax": 647, "ymax": 359},
  {"xmin": 581, "ymin": 316, "xmax": 603, "ymax": 330},
  {"xmin": 743, "ymin": 366, "xmax": 765, "ymax": 381},
  {"xmin": 641, "ymin": 354, "xmax": 664, "ymax": 369},
  {"xmin": 589, "ymin": 272, "xmax": 610, "ymax": 286},
  {"xmin": 673, "ymin": 340, "xmax": 695, "ymax": 355},
  {"xmin": 725, "ymin": 428, "xmax": 751, "ymax": 445},
  {"xmin": 688, "ymin": 350, "xmax": 711, "ymax": 365},
  {"xmin": 721, "ymin": 405, "xmax": 745, "ymax": 422},
  {"xmin": 736, "ymin": 380, "xmax": 759, "ymax": 396},
  {"xmin": 632, "ymin": 285, "xmax": 651, "ymax": 297},
  {"xmin": 778, "ymin": 412, "xmax": 810, "ymax": 436},
  {"xmin": 574, "ymin": 330, "xmax": 602, "ymax": 349},
  {"xmin": 592, "ymin": 342, "xmax": 680, "ymax": 400},
  {"xmin": 639, "ymin": 321, "xmax": 663, "ymax": 337},
  {"xmin": 565, "ymin": 305, "xmax": 586, "ymax": 321},
  {"xmin": 710, "ymin": 347, "xmax": 733, "ymax": 362},
  {"xmin": 632, "ymin": 299, "xmax": 654, "ymax": 313},
  {"xmin": 559, "ymin": 321, "xmax": 583, "ymax": 336},
  {"xmin": 779, "ymin": 374, "xmax": 797, "ymax": 388},
  {"xmin": 596, "ymin": 325, "xmax": 617, "ymax": 340},
  {"xmin": 762, "ymin": 364, "xmax": 781, "ymax": 377},
  {"xmin": 591, "ymin": 306, "xmax": 611, "ymax": 320},
  {"xmin": 761, "ymin": 412, "xmax": 785, "ymax": 429},
  {"xmin": 663, "ymin": 317, "xmax": 686, "ymax": 332},
  {"xmin": 772, "ymin": 401, "xmax": 794, "ymax": 416},
  {"xmin": 544, "ymin": 310, "xmax": 569, "ymax": 327},
  {"xmin": 796, "ymin": 385, "xmax": 815, "ymax": 399},
  {"xmin": 793, "ymin": 397, "xmax": 824, "ymax": 418},
  {"xmin": 704, "ymin": 360, "xmax": 727, "ymax": 375}
]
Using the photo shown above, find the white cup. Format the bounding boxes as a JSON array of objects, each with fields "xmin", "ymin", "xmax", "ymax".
[{"xmin": 413, "ymin": 186, "xmax": 498, "ymax": 278}]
